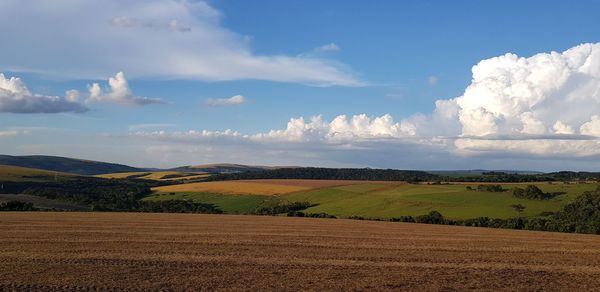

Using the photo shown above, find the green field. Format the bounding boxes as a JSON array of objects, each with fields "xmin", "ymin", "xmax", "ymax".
[
  {"xmin": 145, "ymin": 182, "xmax": 597, "ymax": 219},
  {"xmin": 142, "ymin": 192, "xmax": 281, "ymax": 214}
]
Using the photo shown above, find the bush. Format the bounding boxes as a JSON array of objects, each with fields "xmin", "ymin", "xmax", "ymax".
[
  {"xmin": 254, "ymin": 201, "xmax": 314, "ymax": 215},
  {"xmin": 0, "ymin": 200, "xmax": 38, "ymax": 211},
  {"xmin": 415, "ymin": 211, "xmax": 445, "ymax": 224},
  {"xmin": 390, "ymin": 216, "xmax": 416, "ymax": 223},
  {"xmin": 477, "ymin": 184, "xmax": 505, "ymax": 192},
  {"xmin": 512, "ymin": 185, "xmax": 559, "ymax": 200}
]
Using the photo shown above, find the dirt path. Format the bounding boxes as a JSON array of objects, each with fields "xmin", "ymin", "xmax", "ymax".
[{"xmin": 1, "ymin": 212, "xmax": 600, "ymax": 290}]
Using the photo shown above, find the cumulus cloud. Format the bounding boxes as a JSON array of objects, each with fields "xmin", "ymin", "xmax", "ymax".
[
  {"xmin": 0, "ymin": 73, "xmax": 88, "ymax": 114},
  {"xmin": 132, "ymin": 114, "xmax": 417, "ymax": 144},
  {"xmin": 205, "ymin": 95, "xmax": 246, "ymax": 107},
  {"xmin": 86, "ymin": 72, "xmax": 162, "ymax": 105},
  {"xmin": 417, "ymin": 42, "xmax": 600, "ymax": 157},
  {"xmin": 0, "ymin": 0, "xmax": 362, "ymax": 86}
]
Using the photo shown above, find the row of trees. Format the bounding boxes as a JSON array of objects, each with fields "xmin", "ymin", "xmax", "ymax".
[
  {"xmin": 0, "ymin": 201, "xmax": 38, "ymax": 211},
  {"xmin": 206, "ymin": 167, "xmax": 439, "ymax": 182}
]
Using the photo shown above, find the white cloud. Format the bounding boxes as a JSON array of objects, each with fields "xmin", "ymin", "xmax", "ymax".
[
  {"xmin": 316, "ymin": 43, "xmax": 341, "ymax": 52},
  {"xmin": 111, "ymin": 16, "xmax": 191, "ymax": 32},
  {"xmin": 421, "ymin": 42, "xmax": 600, "ymax": 157},
  {"xmin": 0, "ymin": 73, "xmax": 88, "ymax": 114},
  {"xmin": 86, "ymin": 72, "xmax": 163, "ymax": 105},
  {"xmin": 205, "ymin": 95, "xmax": 246, "ymax": 107},
  {"xmin": 580, "ymin": 115, "xmax": 600, "ymax": 137},
  {"xmin": 132, "ymin": 114, "xmax": 417, "ymax": 144},
  {"xmin": 0, "ymin": 0, "xmax": 362, "ymax": 87}
]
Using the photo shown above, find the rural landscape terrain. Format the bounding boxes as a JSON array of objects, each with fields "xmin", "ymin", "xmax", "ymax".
[
  {"xmin": 1, "ymin": 155, "xmax": 600, "ymax": 289},
  {"xmin": 3, "ymin": 1, "xmax": 600, "ymax": 290}
]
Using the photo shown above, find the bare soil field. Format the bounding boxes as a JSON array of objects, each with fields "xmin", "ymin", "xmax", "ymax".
[
  {"xmin": 152, "ymin": 179, "xmax": 401, "ymax": 195},
  {"xmin": 1, "ymin": 212, "xmax": 600, "ymax": 291}
]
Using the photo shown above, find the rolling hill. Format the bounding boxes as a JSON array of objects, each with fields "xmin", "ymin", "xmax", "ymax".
[
  {"xmin": 171, "ymin": 163, "xmax": 283, "ymax": 174},
  {"xmin": 0, "ymin": 155, "xmax": 146, "ymax": 175}
]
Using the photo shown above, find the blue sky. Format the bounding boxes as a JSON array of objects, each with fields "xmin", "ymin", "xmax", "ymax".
[{"xmin": 1, "ymin": 0, "xmax": 600, "ymax": 170}]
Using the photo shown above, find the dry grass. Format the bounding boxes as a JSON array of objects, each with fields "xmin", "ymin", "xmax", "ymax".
[
  {"xmin": 152, "ymin": 179, "xmax": 396, "ymax": 195},
  {"xmin": 96, "ymin": 171, "xmax": 209, "ymax": 181},
  {"xmin": 1, "ymin": 212, "xmax": 600, "ymax": 290},
  {"xmin": 95, "ymin": 171, "xmax": 144, "ymax": 179}
]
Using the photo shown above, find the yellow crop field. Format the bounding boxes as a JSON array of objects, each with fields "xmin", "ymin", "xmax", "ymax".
[
  {"xmin": 96, "ymin": 171, "xmax": 209, "ymax": 181},
  {"xmin": 95, "ymin": 172, "xmax": 149, "ymax": 179},
  {"xmin": 152, "ymin": 179, "xmax": 398, "ymax": 195}
]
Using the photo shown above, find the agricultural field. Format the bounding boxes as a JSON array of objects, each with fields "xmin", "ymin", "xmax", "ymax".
[
  {"xmin": 96, "ymin": 171, "xmax": 209, "ymax": 181},
  {"xmin": 151, "ymin": 179, "xmax": 384, "ymax": 195},
  {"xmin": 147, "ymin": 180, "xmax": 597, "ymax": 219},
  {"xmin": 1, "ymin": 212, "xmax": 600, "ymax": 290},
  {"xmin": 0, "ymin": 165, "xmax": 75, "ymax": 182}
]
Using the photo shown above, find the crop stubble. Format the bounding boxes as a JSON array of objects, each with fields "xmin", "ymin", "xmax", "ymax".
[{"xmin": 1, "ymin": 212, "xmax": 600, "ymax": 291}]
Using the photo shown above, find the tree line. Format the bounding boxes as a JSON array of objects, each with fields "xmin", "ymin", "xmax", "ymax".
[{"xmin": 205, "ymin": 167, "xmax": 440, "ymax": 182}]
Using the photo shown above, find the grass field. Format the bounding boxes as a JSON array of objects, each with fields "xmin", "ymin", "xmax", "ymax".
[
  {"xmin": 143, "ymin": 192, "xmax": 278, "ymax": 214},
  {"xmin": 147, "ymin": 180, "xmax": 597, "ymax": 219},
  {"xmin": 1, "ymin": 212, "xmax": 600, "ymax": 290},
  {"xmin": 0, "ymin": 165, "xmax": 75, "ymax": 182}
]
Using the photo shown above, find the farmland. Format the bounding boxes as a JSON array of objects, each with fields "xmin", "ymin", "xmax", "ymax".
[
  {"xmin": 146, "ymin": 180, "xmax": 597, "ymax": 219},
  {"xmin": 1, "ymin": 212, "xmax": 600, "ymax": 290},
  {"xmin": 96, "ymin": 171, "xmax": 210, "ymax": 181},
  {"xmin": 151, "ymin": 179, "xmax": 386, "ymax": 195}
]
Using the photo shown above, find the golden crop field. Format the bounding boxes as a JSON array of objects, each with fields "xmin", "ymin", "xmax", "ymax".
[
  {"xmin": 152, "ymin": 179, "xmax": 398, "ymax": 195},
  {"xmin": 1, "ymin": 212, "xmax": 600, "ymax": 290},
  {"xmin": 96, "ymin": 171, "xmax": 209, "ymax": 181}
]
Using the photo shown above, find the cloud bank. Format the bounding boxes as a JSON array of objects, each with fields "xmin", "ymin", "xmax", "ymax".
[
  {"xmin": 0, "ymin": 0, "xmax": 362, "ymax": 87},
  {"xmin": 131, "ymin": 42, "xmax": 600, "ymax": 167}
]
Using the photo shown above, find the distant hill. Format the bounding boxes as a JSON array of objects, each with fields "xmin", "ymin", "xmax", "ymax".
[
  {"xmin": 171, "ymin": 163, "xmax": 285, "ymax": 174},
  {"xmin": 0, "ymin": 165, "xmax": 77, "ymax": 182},
  {"xmin": 0, "ymin": 155, "xmax": 146, "ymax": 175}
]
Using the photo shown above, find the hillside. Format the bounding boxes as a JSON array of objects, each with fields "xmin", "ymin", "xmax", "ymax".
[
  {"xmin": 0, "ymin": 155, "xmax": 146, "ymax": 175},
  {"xmin": 171, "ymin": 163, "xmax": 281, "ymax": 174},
  {"xmin": 0, "ymin": 165, "xmax": 76, "ymax": 182}
]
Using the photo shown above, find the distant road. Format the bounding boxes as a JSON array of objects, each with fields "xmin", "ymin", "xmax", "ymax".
[{"xmin": 0, "ymin": 194, "xmax": 89, "ymax": 211}]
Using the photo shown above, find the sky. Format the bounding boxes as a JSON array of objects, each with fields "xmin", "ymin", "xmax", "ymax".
[{"xmin": 1, "ymin": 0, "xmax": 600, "ymax": 171}]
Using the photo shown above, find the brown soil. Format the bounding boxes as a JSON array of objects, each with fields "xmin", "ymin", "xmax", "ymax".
[{"xmin": 1, "ymin": 212, "xmax": 600, "ymax": 291}]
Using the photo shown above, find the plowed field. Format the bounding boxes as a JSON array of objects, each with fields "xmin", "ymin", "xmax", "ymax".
[{"xmin": 1, "ymin": 212, "xmax": 600, "ymax": 290}]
